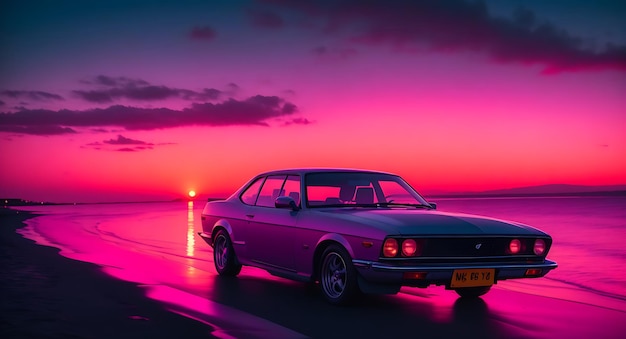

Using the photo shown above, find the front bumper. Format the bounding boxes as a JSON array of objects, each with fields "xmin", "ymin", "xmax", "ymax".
[{"xmin": 353, "ymin": 258, "xmax": 558, "ymax": 287}]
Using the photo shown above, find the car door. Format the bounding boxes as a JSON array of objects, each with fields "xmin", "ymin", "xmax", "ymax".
[
  {"xmin": 230, "ymin": 176, "xmax": 266, "ymax": 262},
  {"xmin": 246, "ymin": 175, "xmax": 300, "ymax": 271}
]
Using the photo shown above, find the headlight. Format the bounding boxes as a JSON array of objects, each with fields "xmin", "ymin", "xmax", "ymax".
[
  {"xmin": 402, "ymin": 239, "xmax": 417, "ymax": 256},
  {"xmin": 383, "ymin": 238, "xmax": 398, "ymax": 257},
  {"xmin": 534, "ymin": 239, "xmax": 546, "ymax": 255},
  {"xmin": 509, "ymin": 239, "xmax": 521, "ymax": 254}
]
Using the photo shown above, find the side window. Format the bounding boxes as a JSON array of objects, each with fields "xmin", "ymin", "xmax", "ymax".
[
  {"xmin": 256, "ymin": 175, "xmax": 287, "ymax": 207},
  {"xmin": 282, "ymin": 175, "xmax": 301, "ymax": 206},
  {"xmin": 240, "ymin": 177, "xmax": 264, "ymax": 205}
]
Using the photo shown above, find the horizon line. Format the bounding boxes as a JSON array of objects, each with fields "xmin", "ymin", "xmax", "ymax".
[{"xmin": 3, "ymin": 188, "xmax": 625, "ymax": 206}]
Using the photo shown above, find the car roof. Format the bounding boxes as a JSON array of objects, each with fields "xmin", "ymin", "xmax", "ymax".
[{"xmin": 254, "ymin": 167, "xmax": 397, "ymax": 177}]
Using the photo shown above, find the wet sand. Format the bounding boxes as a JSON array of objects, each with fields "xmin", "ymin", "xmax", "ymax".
[
  {"xmin": 0, "ymin": 208, "xmax": 214, "ymax": 339},
  {"xmin": 3, "ymin": 203, "xmax": 626, "ymax": 339}
]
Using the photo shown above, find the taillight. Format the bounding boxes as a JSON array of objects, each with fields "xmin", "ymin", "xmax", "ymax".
[
  {"xmin": 402, "ymin": 239, "xmax": 417, "ymax": 256},
  {"xmin": 509, "ymin": 239, "xmax": 521, "ymax": 254},
  {"xmin": 534, "ymin": 239, "xmax": 546, "ymax": 255},
  {"xmin": 383, "ymin": 238, "xmax": 398, "ymax": 257}
]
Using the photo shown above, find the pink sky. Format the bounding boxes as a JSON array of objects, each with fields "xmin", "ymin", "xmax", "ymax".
[{"xmin": 1, "ymin": 0, "xmax": 625, "ymax": 203}]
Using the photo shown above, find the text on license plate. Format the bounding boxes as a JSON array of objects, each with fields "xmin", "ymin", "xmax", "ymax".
[{"xmin": 450, "ymin": 269, "xmax": 495, "ymax": 288}]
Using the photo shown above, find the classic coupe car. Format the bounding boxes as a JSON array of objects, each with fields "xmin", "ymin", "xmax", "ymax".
[{"xmin": 199, "ymin": 168, "xmax": 557, "ymax": 305}]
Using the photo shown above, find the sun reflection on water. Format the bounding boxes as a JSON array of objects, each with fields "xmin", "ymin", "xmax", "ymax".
[
  {"xmin": 187, "ymin": 200, "xmax": 196, "ymax": 257},
  {"xmin": 186, "ymin": 201, "xmax": 197, "ymax": 277}
]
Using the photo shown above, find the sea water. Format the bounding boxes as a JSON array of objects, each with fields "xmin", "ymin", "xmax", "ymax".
[
  {"xmin": 431, "ymin": 196, "xmax": 626, "ymax": 302},
  {"xmin": 13, "ymin": 195, "xmax": 626, "ymax": 307}
]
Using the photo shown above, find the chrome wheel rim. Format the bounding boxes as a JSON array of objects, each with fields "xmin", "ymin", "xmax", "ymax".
[
  {"xmin": 321, "ymin": 252, "xmax": 347, "ymax": 299},
  {"xmin": 214, "ymin": 235, "xmax": 228, "ymax": 270}
]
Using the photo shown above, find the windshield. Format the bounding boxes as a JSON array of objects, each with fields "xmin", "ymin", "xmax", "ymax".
[{"xmin": 305, "ymin": 172, "xmax": 431, "ymax": 208}]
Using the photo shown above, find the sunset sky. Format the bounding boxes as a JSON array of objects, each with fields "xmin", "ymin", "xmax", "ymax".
[{"xmin": 1, "ymin": 0, "xmax": 625, "ymax": 203}]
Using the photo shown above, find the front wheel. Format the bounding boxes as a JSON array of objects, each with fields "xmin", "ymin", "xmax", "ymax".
[
  {"xmin": 455, "ymin": 286, "xmax": 491, "ymax": 298},
  {"xmin": 212, "ymin": 229, "xmax": 242, "ymax": 276},
  {"xmin": 319, "ymin": 245, "xmax": 360, "ymax": 305}
]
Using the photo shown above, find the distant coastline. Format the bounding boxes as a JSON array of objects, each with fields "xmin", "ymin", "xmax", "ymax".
[
  {"xmin": 426, "ymin": 190, "xmax": 626, "ymax": 199},
  {"xmin": 426, "ymin": 184, "xmax": 626, "ymax": 199}
]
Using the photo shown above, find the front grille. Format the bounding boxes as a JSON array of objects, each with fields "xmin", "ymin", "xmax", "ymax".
[
  {"xmin": 380, "ymin": 256, "xmax": 544, "ymax": 266},
  {"xmin": 424, "ymin": 237, "xmax": 531, "ymax": 256}
]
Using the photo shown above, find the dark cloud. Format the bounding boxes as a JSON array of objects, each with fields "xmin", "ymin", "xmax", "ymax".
[
  {"xmin": 266, "ymin": 0, "xmax": 626, "ymax": 73},
  {"xmin": 1, "ymin": 90, "xmax": 64, "ymax": 101},
  {"xmin": 81, "ymin": 75, "xmax": 150, "ymax": 87},
  {"xmin": 103, "ymin": 135, "xmax": 152, "ymax": 145},
  {"xmin": 0, "ymin": 95, "xmax": 300, "ymax": 135},
  {"xmin": 73, "ymin": 76, "xmax": 223, "ymax": 103},
  {"xmin": 85, "ymin": 135, "xmax": 156, "ymax": 152},
  {"xmin": 248, "ymin": 9, "xmax": 284, "ymax": 28},
  {"xmin": 225, "ymin": 83, "xmax": 240, "ymax": 96},
  {"xmin": 0, "ymin": 100, "xmax": 4, "ymax": 106},
  {"xmin": 116, "ymin": 147, "xmax": 137, "ymax": 152},
  {"xmin": 190, "ymin": 26, "xmax": 217, "ymax": 40},
  {"xmin": 284, "ymin": 117, "xmax": 313, "ymax": 125},
  {"xmin": 0, "ymin": 124, "xmax": 76, "ymax": 135}
]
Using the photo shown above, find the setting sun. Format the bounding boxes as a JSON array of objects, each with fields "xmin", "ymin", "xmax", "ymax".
[{"xmin": 188, "ymin": 190, "xmax": 196, "ymax": 198}]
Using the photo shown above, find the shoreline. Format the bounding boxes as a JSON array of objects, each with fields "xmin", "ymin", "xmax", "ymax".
[{"xmin": 0, "ymin": 208, "xmax": 215, "ymax": 338}]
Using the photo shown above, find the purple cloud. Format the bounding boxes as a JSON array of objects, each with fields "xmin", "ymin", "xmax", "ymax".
[
  {"xmin": 266, "ymin": 0, "xmax": 626, "ymax": 74},
  {"xmin": 190, "ymin": 26, "xmax": 217, "ymax": 40},
  {"xmin": 84, "ymin": 135, "xmax": 165, "ymax": 152},
  {"xmin": 82, "ymin": 75, "xmax": 150, "ymax": 87},
  {"xmin": 225, "ymin": 83, "xmax": 240, "ymax": 96},
  {"xmin": 0, "ymin": 124, "xmax": 76, "ymax": 135},
  {"xmin": 284, "ymin": 117, "xmax": 313, "ymax": 125},
  {"xmin": 76, "ymin": 77, "xmax": 218, "ymax": 103},
  {"xmin": 73, "ymin": 76, "xmax": 223, "ymax": 103},
  {"xmin": 1, "ymin": 90, "xmax": 64, "ymax": 101},
  {"xmin": 0, "ymin": 95, "xmax": 300, "ymax": 135},
  {"xmin": 103, "ymin": 135, "xmax": 153, "ymax": 145},
  {"xmin": 116, "ymin": 147, "xmax": 137, "ymax": 152}
]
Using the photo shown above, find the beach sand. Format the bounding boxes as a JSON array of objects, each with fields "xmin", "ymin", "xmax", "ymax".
[{"xmin": 0, "ymin": 208, "xmax": 214, "ymax": 338}]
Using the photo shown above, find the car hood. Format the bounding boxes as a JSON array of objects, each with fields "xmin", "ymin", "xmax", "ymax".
[{"xmin": 315, "ymin": 208, "xmax": 547, "ymax": 236}]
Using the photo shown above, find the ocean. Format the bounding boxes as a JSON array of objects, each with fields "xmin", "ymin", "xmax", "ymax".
[
  {"xmin": 13, "ymin": 196, "xmax": 626, "ymax": 311},
  {"xmin": 430, "ymin": 196, "xmax": 626, "ymax": 309}
]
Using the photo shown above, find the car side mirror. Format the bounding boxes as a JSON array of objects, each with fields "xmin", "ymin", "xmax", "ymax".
[
  {"xmin": 428, "ymin": 202, "xmax": 437, "ymax": 210},
  {"xmin": 275, "ymin": 196, "xmax": 300, "ymax": 211}
]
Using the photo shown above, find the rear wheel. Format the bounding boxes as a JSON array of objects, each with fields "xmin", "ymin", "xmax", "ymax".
[
  {"xmin": 319, "ymin": 244, "xmax": 359, "ymax": 305},
  {"xmin": 213, "ymin": 229, "xmax": 242, "ymax": 276},
  {"xmin": 455, "ymin": 286, "xmax": 491, "ymax": 298}
]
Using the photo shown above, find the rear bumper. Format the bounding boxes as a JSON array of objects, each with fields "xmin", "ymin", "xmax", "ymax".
[
  {"xmin": 197, "ymin": 231, "xmax": 213, "ymax": 246},
  {"xmin": 353, "ymin": 258, "xmax": 558, "ymax": 287}
]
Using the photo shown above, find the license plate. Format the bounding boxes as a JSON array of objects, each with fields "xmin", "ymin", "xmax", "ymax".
[{"xmin": 450, "ymin": 269, "xmax": 495, "ymax": 288}]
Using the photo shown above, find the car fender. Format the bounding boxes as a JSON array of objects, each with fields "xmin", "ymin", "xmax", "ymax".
[
  {"xmin": 316, "ymin": 233, "xmax": 355, "ymax": 258},
  {"xmin": 211, "ymin": 218, "xmax": 234, "ymax": 241}
]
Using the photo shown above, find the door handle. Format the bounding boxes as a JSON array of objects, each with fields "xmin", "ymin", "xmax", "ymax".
[{"xmin": 246, "ymin": 214, "xmax": 255, "ymax": 219}]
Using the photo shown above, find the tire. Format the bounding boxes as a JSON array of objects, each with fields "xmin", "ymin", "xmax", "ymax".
[
  {"xmin": 455, "ymin": 286, "xmax": 491, "ymax": 298},
  {"xmin": 319, "ymin": 244, "xmax": 359, "ymax": 305},
  {"xmin": 212, "ymin": 229, "xmax": 242, "ymax": 276}
]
